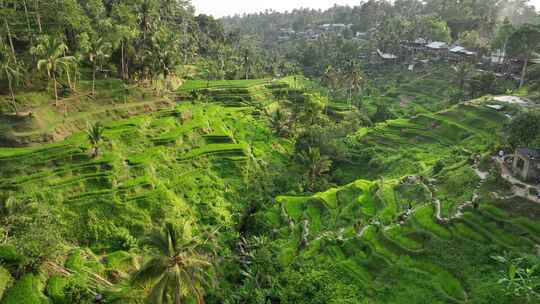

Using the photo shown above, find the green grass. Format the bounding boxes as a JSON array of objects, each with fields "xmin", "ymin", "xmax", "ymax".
[
  {"xmin": 336, "ymin": 100, "xmax": 508, "ymax": 183},
  {"xmin": 178, "ymin": 79, "xmax": 272, "ymax": 91}
]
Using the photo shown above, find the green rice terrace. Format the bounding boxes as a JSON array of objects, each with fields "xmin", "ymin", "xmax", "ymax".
[
  {"xmin": 4, "ymin": 1, "xmax": 540, "ymax": 303},
  {"xmin": 1, "ymin": 74, "xmax": 539, "ymax": 303}
]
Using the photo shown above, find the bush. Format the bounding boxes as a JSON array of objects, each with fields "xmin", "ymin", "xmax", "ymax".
[
  {"xmin": 46, "ymin": 275, "xmax": 68, "ymax": 304},
  {"xmin": 62, "ymin": 280, "xmax": 93, "ymax": 304},
  {"xmin": 0, "ymin": 245, "xmax": 24, "ymax": 268},
  {"xmin": 110, "ymin": 228, "xmax": 138, "ymax": 251},
  {"xmin": 0, "ymin": 266, "xmax": 12, "ymax": 299},
  {"xmin": 432, "ymin": 160, "xmax": 445, "ymax": 175},
  {"xmin": 64, "ymin": 250, "xmax": 84, "ymax": 272},
  {"xmin": 1, "ymin": 274, "xmax": 48, "ymax": 304}
]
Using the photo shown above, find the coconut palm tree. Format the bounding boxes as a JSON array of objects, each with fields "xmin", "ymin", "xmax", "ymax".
[
  {"xmin": 0, "ymin": 41, "xmax": 22, "ymax": 113},
  {"xmin": 132, "ymin": 222, "xmax": 213, "ymax": 304},
  {"xmin": 87, "ymin": 122, "xmax": 104, "ymax": 158},
  {"xmin": 269, "ymin": 108, "xmax": 292, "ymax": 137},
  {"xmin": 322, "ymin": 65, "xmax": 339, "ymax": 97},
  {"xmin": 240, "ymin": 46, "xmax": 253, "ymax": 80},
  {"xmin": 89, "ymin": 38, "xmax": 112, "ymax": 96},
  {"xmin": 31, "ymin": 35, "xmax": 74, "ymax": 106},
  {"xmin": 344, "ymin": 60, "xmax": 364, "ymax": 109},
  {"xmin": 299, "ymin": 147, "xmax": 333, "ymax": 192}
]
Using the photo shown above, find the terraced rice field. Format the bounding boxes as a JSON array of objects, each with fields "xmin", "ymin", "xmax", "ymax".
[
  {"xmin": 0, "ymin": 101, "xmax": 275, "ymax": 248},
  {"xmin": 0, "ymin": 77, "xmax": 301, "ymax": 301},
  {"xmin": 269, "ymin": 175, "xmax": 540, "ymax": 303},
  {"xmin": 336, "ymin": 101, "xmax": 511, "ymax": 182}
]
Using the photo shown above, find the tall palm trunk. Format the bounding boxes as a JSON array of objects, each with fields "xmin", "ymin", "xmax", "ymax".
[
  {"xmin": 121, "ymin": 41, "xmax": 126, "ymax": 80},
  {"xmin": 348, "ymin": 86, "xmax": 352, "ymax": 109},
  {"xmin": 92, "ymin": 63, "xmax": 96, "ymax": 96},
  {"xmin": 519, "ymin": 55, "xmax": 529, "ymax": 88},
  {"xmin": 23, "ymin": 0, "xmax": 31, "ymax": 31},
  {"xmin": 35, "ymin": 0, "xmax": 42, "ymax": 32},
  {"xmin": 6, "ymin": 72, "xmax": 17, "ymax": 113},
  {"xmin": 53, "ymin": 73, "xmax": 59, "ymax": 107},
  {"xmin": 66, "ymin": 65, "xmax": 73, "ymax": 91},
  {"xmin": 4, "ymin": 19, "xmax": 16, "ymax": 64}
]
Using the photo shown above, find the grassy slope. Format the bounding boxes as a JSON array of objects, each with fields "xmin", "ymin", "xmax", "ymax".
[
  {"xmin": 0, "ymin": 78, "xmax": 292, "ymax": 302},
  {"xmin": 0, "ymin": 73, "xmax": 537, "ymax": 303},
  {"xmin": 335, "ymin": 98, "xmax": 513, "ymax": 183},
  {"xmin": 271, "ymin": 172, "xmax": 540, "ymax": 303},
  {"xmin": 266, "ymin": 98, "xmax": 539, "ymax": 303},
  {"xmin": 0, "ymin": 79, "xmax": 174, "ymax": 146}
]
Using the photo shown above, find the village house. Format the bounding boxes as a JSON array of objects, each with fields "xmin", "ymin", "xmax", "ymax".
[{"xmin": 512, "ymin": 148, "xmax": 540, "ymax": 182}]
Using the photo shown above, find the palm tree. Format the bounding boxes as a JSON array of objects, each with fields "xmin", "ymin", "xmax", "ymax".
[
  {"xmin": 299, "ymin": 147, "xmax": 333, "ymax": 192},
  {"xmin": 507, "ymin": 24, "xmax": 540, "ymax": 87},
  {"xmin": 344, "ymin": 60, "xmax": 364, "ymax": 109},
  {"xmin": 89, "ymin": 38, "xmax": 112, "ymax": 96},
  {"xmin": 241, "ymin": 47, "xmax": 252, "ymax": 80},
  {"xmin": 31, "ymin": 35, "xmax": 74, "ymax": 106},
  {"xmin": 322, "ymin": 65, "xmax": 339, "ymax": 97},
  {"xmin": 268, "ymin": 108, "xmax": 291, "ymax": 137},
  {"xmin": 132, "ymin": 222, "xmax": 213, "ymax": 304},
  {"xmin": 453, "ymin": 63, "xmax": 472, "ymax": 92},
  {"xmin": 87, "ymin": 122, "xmax": 104, "ymax": 158},
  {"xmin": 0, "ymin": 41, "xmax": 22, "ymax": 113}
]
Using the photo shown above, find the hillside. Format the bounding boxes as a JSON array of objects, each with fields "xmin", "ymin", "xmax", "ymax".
[
  {"xmin": 3, "ymin": 0, "xmax": 540, "ymax": 303},
  {"xmin": 0, "ymin": 78, "xmax": 295, "ymax": 303}
]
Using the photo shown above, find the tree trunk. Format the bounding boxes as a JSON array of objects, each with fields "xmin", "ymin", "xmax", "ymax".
[
  {"xmin": 66, "ymin": 65, "xmax": 72, "ymax": 91},
  {"xmin": 7, "ymin": 73, "xmax": 17, "ymax": 113},
  {"xmin": 35, "ymin": 0, "xmax": 42, "ymax": 32},
  {"xmin": 519, "ymin": 55, "xmax": 529, "ymax": 88},
  {"xmin": 121, "ymin": 41, "xmax": 125, "ymax": 80},
  {"xmin": 349, "ymin": 86, "xmax": 352, "ymax": 109},
  {"xmin": 91, "ymin": 146, "xmax": 99, "ymax": 158},
  {"xmin": 23, "ymin": 0, "xmax": 31, "ymax": 31},
  {"xmin": 4, "ymin": 18, "xmax": 16, "ymax": 64},
  {"xmin": 92, "ymin": 65, "xmax": 96, "ymax": 96},
  {"xmin": 53, "ymin": 73, "xmax": 59, "ymax": 106}
]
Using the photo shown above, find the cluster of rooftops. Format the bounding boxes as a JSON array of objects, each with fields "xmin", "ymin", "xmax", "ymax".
[{"xmin": 375, "ymin": 40, "xmax": 477, "ymax": 61}]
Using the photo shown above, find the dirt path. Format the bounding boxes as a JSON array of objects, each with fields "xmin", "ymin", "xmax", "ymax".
[{"xmin": 433, "ymin": 163, "xmax": 489, "ymax": 222}]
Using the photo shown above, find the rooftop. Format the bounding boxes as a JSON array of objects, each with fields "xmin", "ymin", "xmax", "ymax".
[
  {"xmin": 516, "ymin": 148, "xmax": 540, "ymax": 159},
  {"xmin": 426, "ymin": 41, "xmax": 448, "ymax": 49},
  {"xmin": 377, "ymin": 49, "xmax": 397, "ymax": 60}
]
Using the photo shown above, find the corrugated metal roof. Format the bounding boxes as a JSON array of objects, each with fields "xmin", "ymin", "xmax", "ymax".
[{"xmin": 426, "ymin": 41, "xmax": 447, "ymax": 49}]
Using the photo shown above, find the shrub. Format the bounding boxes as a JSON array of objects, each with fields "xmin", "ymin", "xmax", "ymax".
[
  {"xmin": 432, "ymin": 160, "xmax": 445, "ymax": 175},
  {"xmin": 0, "ymin": 266, "xmax": 12, "ymax": 299},
  {"xmin": 46, "ymin": 275, "xmax": 68, "ymax": 304},
  {"xmin": 1, "ymin": 274, "xmax": 48, "ymax": 304},
  {"xmin": 64, "ymin": 250, "xmax": 84, "ymax": 272},
  {"xmin": 0, "ymin": 245, "xmax": 24, "ymax": 268},
  {"xmin": 110, "ymin": 228, "xmax": 138, "ymax": 251}
]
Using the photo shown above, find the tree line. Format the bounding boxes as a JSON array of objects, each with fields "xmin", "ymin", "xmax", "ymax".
[{"xmin": 0, "ymin": 0, "xmax": 281, "ymax": 112}]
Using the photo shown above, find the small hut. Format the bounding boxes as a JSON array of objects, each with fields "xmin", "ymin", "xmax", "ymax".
[{"xmin": 512, "ymin": 148, "xmax": 540, "ymax": 182}]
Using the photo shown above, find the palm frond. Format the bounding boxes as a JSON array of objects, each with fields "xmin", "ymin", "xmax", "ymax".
[
  {"xmin": 147, "ymin": 274, "xmax": 169, "ymax": 304},
  {"xmin": 147, "ymin": 228, "xmax": 174, "ymax": 257},
  {"xmin": 531, "ymin": 52, "xmax": 540, "ymax": 64},
  {"xmin": 131, "ymin": 257, "xmax": 168, "ymax": 286}
]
